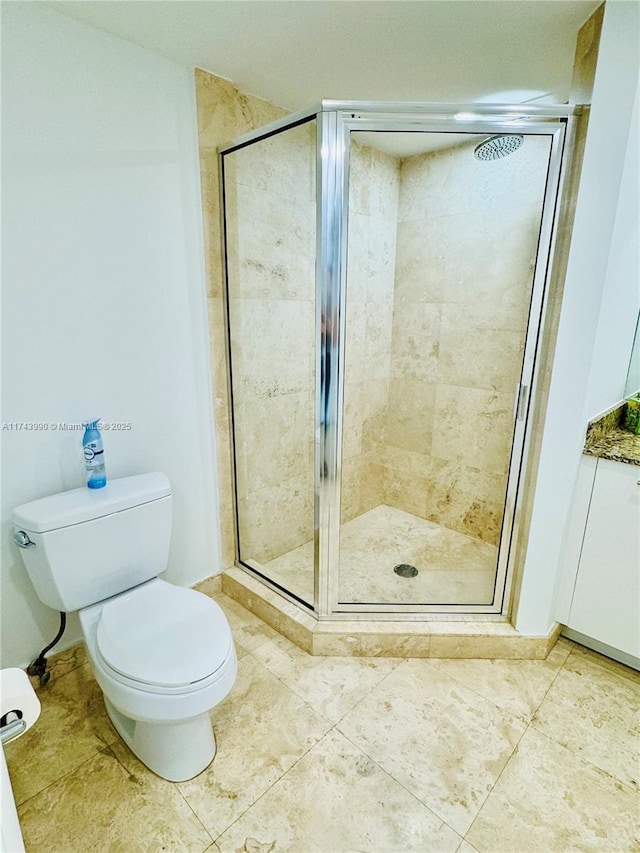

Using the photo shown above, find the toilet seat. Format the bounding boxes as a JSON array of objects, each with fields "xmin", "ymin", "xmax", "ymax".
[{"xmin": 96, "ymin": 579, "xmax": 232, "ymax": 692}]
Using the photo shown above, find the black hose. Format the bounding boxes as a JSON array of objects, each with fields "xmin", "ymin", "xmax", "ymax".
[{"xmin": 27, "ymin": 612, "xmax": 67, "ymax": 686}]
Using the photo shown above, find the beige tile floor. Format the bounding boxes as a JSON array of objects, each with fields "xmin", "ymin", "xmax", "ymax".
[
  {"xmin": 5, "ymin": 589, "xmax": 639, "ymax": 853},
  {"xmin": 260, "ymin": 504, "xmax": 497, "ymax": 607}
]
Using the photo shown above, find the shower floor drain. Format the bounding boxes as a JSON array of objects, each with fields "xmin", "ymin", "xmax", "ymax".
[{"xmin": 393, "ymin": 563, "xmax": 419, "ymax": 578}]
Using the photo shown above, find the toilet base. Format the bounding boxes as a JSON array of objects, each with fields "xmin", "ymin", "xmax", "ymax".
[{"xmin": 104, "ymin": 698, "xmax": 216, "ymax": 782}]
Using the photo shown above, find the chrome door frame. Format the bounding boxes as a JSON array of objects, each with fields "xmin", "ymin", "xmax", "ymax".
[
  {"xmin": 219, "ymin": 111, "xmax": 320, "ymax": 613},
  {"xmin": 316, "ymin": 105, "xmax": 573, "ymax": 617}
]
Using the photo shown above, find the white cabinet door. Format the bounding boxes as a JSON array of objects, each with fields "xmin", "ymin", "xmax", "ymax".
[{"xmin": 568, "ymin": 458, "xmax": 640, "ymax": 658}]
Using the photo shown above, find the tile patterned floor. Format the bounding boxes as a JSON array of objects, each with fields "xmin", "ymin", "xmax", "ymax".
[
  {"xmin": 5, "ymin": 589, "xmax": 639, "ymax": 853},
  {"xmin": 261, "ymin": 504, "xmax": 497, "ymax": 607}
]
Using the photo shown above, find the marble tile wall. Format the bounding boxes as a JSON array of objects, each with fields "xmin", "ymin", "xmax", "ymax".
[
  {"xmin": 225, "ymin": 122, "xmax": 317, "ymax": 563},
  {"xmin": 197, "ymin": 66, "xmax": 566, "ymax": 568},
  {"xmin": 197, "ymin": 72, "xmax": 399, "ymax": 563},
  {"xmin": 386, "ymin": 136, "xmax": 552, "ymax": 544},
  {"xmin": 342, "ymin": 141, "xmax": 400, "ymax": 523},
  {"xmin": 195, "ymin": 69, "xmax": 287, "ymax": 568}
]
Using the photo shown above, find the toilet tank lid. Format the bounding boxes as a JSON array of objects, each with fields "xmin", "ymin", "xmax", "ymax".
[{"xmin": 12, "ymin": 473, "xmax": 171, "ymax": 533}]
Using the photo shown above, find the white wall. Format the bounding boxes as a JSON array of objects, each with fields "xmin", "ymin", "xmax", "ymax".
[
  {"xmin": 584, "ymin": 80, "xmax": 640, "ymax": 413},
  {"xmin": 553, "ymin": 75, "xmax": 639, "ymax": 626},
  {"xmin": 1, "ymin": 4, "xmax": 219, "ymax": 667},
  {"xmin": 515, "ymin": 0, "xmax": 640, "ymax": 635}
]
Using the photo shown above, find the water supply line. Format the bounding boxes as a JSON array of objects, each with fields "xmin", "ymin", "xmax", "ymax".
[{"xmin": 27, "ymin": 612, "xmax": 66, "ymax": 687}]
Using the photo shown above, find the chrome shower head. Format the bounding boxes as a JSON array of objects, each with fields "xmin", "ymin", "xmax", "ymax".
[{"xmin": 474, "ymin": 134, "xmax": 524, "ymax": 161}]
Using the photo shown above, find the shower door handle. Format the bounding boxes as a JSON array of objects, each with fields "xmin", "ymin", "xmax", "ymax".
[{"xmin": 513, "ymin": 383, "xmax": 528, "ymax": 421}]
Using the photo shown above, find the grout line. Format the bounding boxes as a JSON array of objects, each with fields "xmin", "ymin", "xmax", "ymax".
[
  {"xmin": 465, "ymin": 650, "xmax": 637, "ymax": 843},
  {"xmin": 464, "ymin": 650, "xmax": 605, "ymax": 843},
  {"xmin": 173, "ymin": 791, "xmax": 216, "ymax": 848},
  {"xmin": 214, "ymin": 723, "xmax": 466, "ymax": 850},
  {"xmin": 242, "ymin": 648, "xmax": 333, "ymax": 722},
  {"xmin": 564, "ymin": 643, "xmax": 640, "ymax": 685},
  {"xmin": 208, "ymin": 652, "xmax": 409, "ymax": 842},
  {"xmin": 463, "ymin": 718, "xmax": 530, "ymax": 843},
  {"xmin": 431, "ymin": 646, "xmax": 575, "ymax": 715},
  {"xmin": 320, "ymin": 655, "xmax": 406, "ymax": 724},
  {"xmin": 419, "ymin": 657, "xmax": 552, "ymax": 726},
  {"xmin": 211, "ymin": 725, "xmax": 341, "ymax": 846},
  {"xmin": 528, "ymin": 655, "xmax": 639, "ymax": 792},
  {"xmin": 204, "ymin": 652, "xmax": 341, "ymax": 840},
  {"xmin": 244, "ymin": 634, "xmax": 278, "ymax": 656},
  {"xmin": 107, "ymin": 740, "xmax": 216, "ymax": 846},
  {"xmin": 336, "ymin": 726, "xmax": 464, "ymax": 846},
  {"xmin": 171, "ymin": 778, "xmax": 216, "ymax": 845},
  {"xmin": 524, "ymin": 725, "xmax": 639, "ymax": 794},
  {"xmin": 246, "ymin": 634, "xmax": 405, "ymax": 727},
  {"xmin": 12, "ymin": 744, "xmax": 118, "ymax": 811}
]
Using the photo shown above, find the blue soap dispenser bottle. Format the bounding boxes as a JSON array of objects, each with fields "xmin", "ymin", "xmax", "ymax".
[{"xmin": 82, "ymin": 418, "xmax": 107, "ymax": 489}]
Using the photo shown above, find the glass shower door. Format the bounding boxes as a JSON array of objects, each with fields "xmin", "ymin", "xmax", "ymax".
[
  {"xmin": 336, "ymin": 125, "xmax": 558, "ymax": 611},
  {"xmin": 221, "ymin": 117, "xmax": 317, "ymax": 607}
]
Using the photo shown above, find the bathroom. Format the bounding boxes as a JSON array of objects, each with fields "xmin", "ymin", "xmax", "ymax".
[{"xmin": 1, "ymin": 1, "xmax": 639, "ymax": 851}]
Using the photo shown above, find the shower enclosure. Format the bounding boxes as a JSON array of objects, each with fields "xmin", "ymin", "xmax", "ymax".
[{"xmin": 219, "ymin": 101, "xmax": 573, "ymax": 618}]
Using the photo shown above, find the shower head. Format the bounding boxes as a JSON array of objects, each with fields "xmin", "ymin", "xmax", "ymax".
[{"xmin": 474, "ymin": 134, "xmax": 524, "ymax": 161}]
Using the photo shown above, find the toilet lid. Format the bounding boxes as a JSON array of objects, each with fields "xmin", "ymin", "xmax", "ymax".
[{"xmin": 96, "ymin": 581, "xmax": 232, "ymax": 688}]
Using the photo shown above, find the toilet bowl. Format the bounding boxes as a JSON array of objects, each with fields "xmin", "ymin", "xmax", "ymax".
[
  {"xmin": 13, "ymin": 473, "xmax": 237, "ymax": 782},
  {"xmin": 80, "ymin": 578, "xmax": 237, "ymax": 781}
]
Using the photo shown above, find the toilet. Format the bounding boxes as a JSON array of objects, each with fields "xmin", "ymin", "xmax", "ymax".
[{"xmin": 12, "ymin": 472, "xmax": 236, "ymax": 782}]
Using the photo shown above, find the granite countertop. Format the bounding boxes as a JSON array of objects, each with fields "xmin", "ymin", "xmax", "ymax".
[{"xmin": 583, "ymin": 402, "xmax": 640, "ymax": 466}]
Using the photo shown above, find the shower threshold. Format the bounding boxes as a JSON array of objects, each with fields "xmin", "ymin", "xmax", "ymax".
[{"xmin": 221, "ymin": 566, "xmax": 561, "ymax": 661}]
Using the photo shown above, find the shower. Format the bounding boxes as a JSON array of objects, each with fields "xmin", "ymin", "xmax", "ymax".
[
  {"xmin": 219, "ymin": 101, "xmax": 573, "ymax": 620},
  {"xmin": 474, "ymin": 133, "xmax": 524, "ymax": 160}
]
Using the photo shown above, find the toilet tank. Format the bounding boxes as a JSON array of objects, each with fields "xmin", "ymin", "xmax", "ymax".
[{"xmin": 12, "ymin": 473, "xmax": 172, "ymax": 613}]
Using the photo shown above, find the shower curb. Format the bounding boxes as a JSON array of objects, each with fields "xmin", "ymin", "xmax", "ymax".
[{"xmin": 221, "ymin": 567, "xmax": 561, "ymax": 660}]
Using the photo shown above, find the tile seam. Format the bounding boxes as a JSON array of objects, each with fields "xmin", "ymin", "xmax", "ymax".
[
  {"xmin": 211, "ymin": 725, "xmax": 342, "ymax": 846},
  {"xmin": 419, "ymin": 657, "xmax": 565, "ymax": 725},
  {"xmin": 335, "ymin": 723, "xmax": 466, "ymax": 845},
  {"xmin": 13, "ymin": 744, "xmax": 118, "ymax": 812}
]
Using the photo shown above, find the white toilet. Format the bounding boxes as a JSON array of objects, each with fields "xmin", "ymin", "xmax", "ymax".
[{"xmin": 12, "ymin": 472, "xmax": 236, "ymax": 782}]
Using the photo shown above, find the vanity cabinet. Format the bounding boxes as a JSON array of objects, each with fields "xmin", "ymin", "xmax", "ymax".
[{"xmin": 566, "ymin": 457, "xmax": 639, "ymax": 661}]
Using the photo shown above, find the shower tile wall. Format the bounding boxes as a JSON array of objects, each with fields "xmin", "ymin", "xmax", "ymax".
[
  {"xmin": 195, "ymin": 69, "xmax": 287, "ymax": 567},
  {"xmin": 196, "ymin": 10, "xmax": 601, "ymax": 603},
  {"xmin": 342, "ymin": 143, "xmax": 400, "ymax": 523},
  {"xmin": 386, "ymin": 138, "xmax": 551, "ymax": 544},
  {"xmin": 226, "ymin": 123, "xmax": 317, "ymax": 563},
  {"xmin": 195, "ymin": 69, "xmax": 403, "ymax": 567},
  {"xmin": 197, "ymin": 67, "xmax": 554, "ymax": 573}
]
